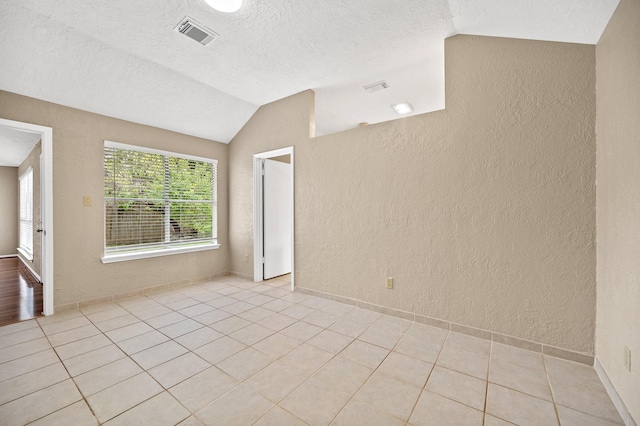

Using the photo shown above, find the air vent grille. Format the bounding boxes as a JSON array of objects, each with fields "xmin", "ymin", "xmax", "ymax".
[
  {"xmin": 175, "ymin": 17, "xmax": 218, "ymax": 46},
  {"xmin": 363, "ymin": 81, "xmax": 389, "ymax": 93}
]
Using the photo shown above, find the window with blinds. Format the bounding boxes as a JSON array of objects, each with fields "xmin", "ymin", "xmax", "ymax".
[
  {"xmin": 19, "ymin": 167, "xmax": 34, "ymax": 260},
  {"xmin": 103, "ymin": 141, "xmax": 217, "ymax": 257}
]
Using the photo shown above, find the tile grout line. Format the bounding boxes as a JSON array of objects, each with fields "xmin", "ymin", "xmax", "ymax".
[
  {"xmin": 2, "ymin": 276, "xmax": 620, "ymax": 425},
  {"xmin": 111, "ymin": 281, "xmax": 269, "ymax": 424},
  {"xmin": 308, "ymin": 286, "xmax": 617, "ymax": 424},
  {"xmin": 33, "ymin": 315, "xmax": 101, "ymax": 425},
  {"xmin": 407, "ymin": 330, "xmax": 451, "ymax": 422},
  {"xmin": 92, "ymin": 279, "xmax": 278, "ymax": 423},
  {"xmin": 69, "ymin": 305, "xmax": 168, "ymax": 425},
  {"xmin": 131, "ymin": 278, "xmax": 317, "ymax": 424},
  {"xmin": 0, "ymin": 333, "xmax": 80, "ymax": 423},
  {"xmin": 542, "ymin": 354, "xmax": 626, "ymax": 425},
  {"xmin": 403, "ymin": 323, "xmax": 451, "ymax": 424},
  {"xmin": 66, "ymin": 286, "xmax": 238, "ymax": 423},
  {"xmin": 84, "ymin": 300, "xmax": 195, "ymax": 425},
  {"xmin": 482, "ymin": 338, "xmax": 493, "ymax": 425},
  {"xmin": 484, "ymin": 349, "xmax": 560, "ymax": 425},
  {"xmin": 168, "ymin": 278, "xmax": 284, "ymax": 423},
  {"xmin": 300, "ymin": 286, "xmax": 594, "ymax": 367},
  {"xmin": 12, "ymin": 295, "xmax": 456, "ymax": 424},
  {"xmin": 541, "ymin": 353, "xmax": 563, "ymax": 425},
  {"xmin": 274, "ymin": 305, "xmax": 375, "ymax": 424},
  {"xmin": 322, "ymin": 315, "xmax": 396, "ymax": 425},
  {"xmin": 2, "ymin": 279, "xmax": 263, "ymax": 424}
]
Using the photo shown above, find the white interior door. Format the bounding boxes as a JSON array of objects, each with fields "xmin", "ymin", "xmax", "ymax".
[
  {"xmin": 263, "ymin": 158, "xmax": 292, "ymax": 279},
  {"xmin": 39, "ymin": 153, "xmax": 45, "ymax": 296}
]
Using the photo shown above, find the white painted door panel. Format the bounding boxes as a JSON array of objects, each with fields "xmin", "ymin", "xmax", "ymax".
[{"xmin": 263, "ymin": 159, "xmax": 291, "ymax": 279}]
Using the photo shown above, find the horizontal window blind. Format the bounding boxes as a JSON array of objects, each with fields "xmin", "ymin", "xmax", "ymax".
[
  {"xmin": 19, "ymin": 168, "xmax": 33, "ymax": 258},
  {"xmin": 104, "ymin": 142, "xmax": 217, "ymax": 255}
]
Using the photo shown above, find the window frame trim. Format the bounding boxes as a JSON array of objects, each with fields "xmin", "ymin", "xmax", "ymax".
[
  {"xmin": 18, "ymin": 166, "xmax": 34, "ymax": 261},
  {"xmin": 101, "ymin": 242, "xmax": 220, "ymax": 264},
  {"xmin": 102, "ymin": 141, "xmax": 219, "ymax": 262}
]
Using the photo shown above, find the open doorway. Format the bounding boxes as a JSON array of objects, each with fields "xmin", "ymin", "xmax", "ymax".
[
  {"xmin": 0, "ymin": 118, "xmax": 54, "ymax": 316},
  {"xmin": 253, "ymin": 147, "xmax": 294, "ymax": 291}
]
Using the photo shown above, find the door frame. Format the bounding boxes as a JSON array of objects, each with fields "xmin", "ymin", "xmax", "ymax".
[
  {"xmin": 0, "ymin": 118, "xmax": 54, "ymax": 315},
  {"xmin": 253, "ymin": 146, "xmax": 294, "ymax": 291}
]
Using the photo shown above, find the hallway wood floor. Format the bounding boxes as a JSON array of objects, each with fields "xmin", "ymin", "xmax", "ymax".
[{"xmin": 0, "ymin": 257, "xmax": 42, "ymax": 327}]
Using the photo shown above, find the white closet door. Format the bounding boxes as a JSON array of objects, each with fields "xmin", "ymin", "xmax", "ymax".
[{"xmin": 263, "ymin": 158, "xmax": 292, "ymax": 279}]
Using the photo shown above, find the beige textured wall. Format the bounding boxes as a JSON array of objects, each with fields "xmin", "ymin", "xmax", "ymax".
[
  {"xmin": 229, "ymin": 92, "xmax": 313, "ymax": 275},
  {"xmin": 229, "ymin": 35, "xmax": 597, "ymax": 353},
  {"xmin": 0, "ymin": 91, "xmax": 229, "ymax": 307},
  {"xmin": 17, "ymin": 142, "xmax": 41, "ymax": 276},
  {"xmin": 596, "ymin": 0, "xmax": 640, "ymax": 420},
  {"xmin": 0, "ymin": 166, "xmax": 19, "ymax": 256}
]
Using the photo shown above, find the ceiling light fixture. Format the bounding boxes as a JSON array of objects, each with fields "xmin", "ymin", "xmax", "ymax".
[
  {"xmin": 392, "ymin": 102, "xmax": 413, "ymax": 115},
  {"xmin": 205, "ymin": 0, "xmax": 242, "ymax": 13}
]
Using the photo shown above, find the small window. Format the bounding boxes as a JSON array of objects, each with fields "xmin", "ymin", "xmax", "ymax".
[
  {"xmin": 103, "ymin": 141, "xmax": 218, "ymax": 261},
  {"xmin": 19, "ymin": 167, "xmax": 34, "ymax": 260}
]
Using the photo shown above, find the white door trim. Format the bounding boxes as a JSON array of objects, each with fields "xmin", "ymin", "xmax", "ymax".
[
  {"xmin": 253, "ymin": 146, "xmax": 294, "ymax": 291},
  {"xmin": 0, "ymin": 118, "xmax": 54, "ymax": 315}
]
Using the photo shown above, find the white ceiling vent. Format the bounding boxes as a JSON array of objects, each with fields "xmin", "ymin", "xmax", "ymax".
[
  {"xmin": 175, "ymin": 17, "xmax": 218, "ymax": 46},
  {"xmin": 363, "ymin": 81, "xmax": 389, "ymax": 93}
]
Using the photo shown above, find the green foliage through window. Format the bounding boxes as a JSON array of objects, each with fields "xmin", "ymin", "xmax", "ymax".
[{"xmin": 104, "ymin": 143, "xmax": 217, "ymax": 253}]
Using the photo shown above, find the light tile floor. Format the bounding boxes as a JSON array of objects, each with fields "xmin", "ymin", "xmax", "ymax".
[{"xmin": 0, "ymin": 275, "xmax": 624, "ymax": 425}]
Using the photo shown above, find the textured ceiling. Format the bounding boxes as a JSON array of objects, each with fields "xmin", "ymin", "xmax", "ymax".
[
  {"xmin": 0, "ymin": 0, "xmax": 619, "ymax": 143},
  {"xmin": 0, "ymin": 127, "xmax": 41, "ymax": 167}
]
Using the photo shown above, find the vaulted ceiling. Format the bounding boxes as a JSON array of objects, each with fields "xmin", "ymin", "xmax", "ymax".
[
  {"xmin": 0, "ymin": 0, "xmax": 619, "ymax": 143},
  {"xmin": 0, "ymin": 127, "xmax": 40, "ymax": 167}
]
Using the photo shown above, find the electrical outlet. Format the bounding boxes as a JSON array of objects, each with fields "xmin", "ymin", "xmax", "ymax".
[
  {"xmin": 244, "ymin": 254, "xmax": 249, "ymax": 263},
  {"xmin": 83, "ymin": 196, "xmax": 92, "ymax": 207},
  {"xmin": 624, "ymin": 346, "xmax": 631, "ymax": 371},
  {"xmin": 386, "ymin": 277, "xmax": 393, "ymax": 289}
]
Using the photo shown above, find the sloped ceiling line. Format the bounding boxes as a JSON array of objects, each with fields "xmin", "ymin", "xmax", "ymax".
[{"xmin": 0, "ymin": 0, "xmax": 619, "ymax": 143}]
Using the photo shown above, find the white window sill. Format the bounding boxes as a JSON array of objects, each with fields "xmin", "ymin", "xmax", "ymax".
[
  {"xmin": 101, "ymin": 243, "xmax": 220, "ymax": 264},
  {"xmin": 17, "ymin": 247, "xmax": 33, "ymax": 261}
]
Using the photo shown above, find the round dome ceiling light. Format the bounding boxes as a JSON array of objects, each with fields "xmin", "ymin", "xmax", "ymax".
[{"xmin": 205, "ymin": 0, "xmax": 242, "ymax": 13}]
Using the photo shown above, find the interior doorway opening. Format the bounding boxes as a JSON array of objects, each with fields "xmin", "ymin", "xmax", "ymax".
[
  {"xmin": 253, "ymin": 147, "xmax": 294, "ymax": 291},
  {"xmin": 0, "ymin": 118, "xmax": 54, "ymax": 316}
]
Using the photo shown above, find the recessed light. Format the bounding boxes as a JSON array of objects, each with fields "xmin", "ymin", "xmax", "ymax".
[
  {"xmin": 205, "ymin": 0, "xmax": 242, "ymax": 13},
  {"xmin": 392, "ymin": 102, "xmax": 413, "ymax": 115}
]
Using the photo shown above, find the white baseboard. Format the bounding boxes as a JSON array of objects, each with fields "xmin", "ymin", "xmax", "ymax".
[
  {"xmin": 17, "ymin": 255, "xmax": 41, "ymax": 283},
  {"xmin": 595, "ymin": 357, "xmax": 637, "ymax": 426}
]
